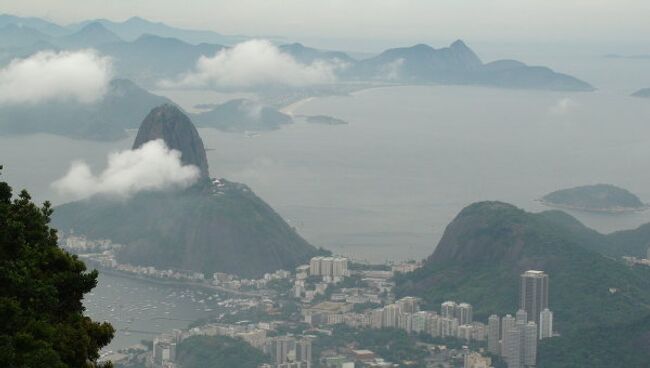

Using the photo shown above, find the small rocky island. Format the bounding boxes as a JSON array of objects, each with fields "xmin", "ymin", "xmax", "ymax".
[
  {"xmin": 298, "ymin": 114, "xmax": 349, "ymax": 125},
  {"xmin": 540, "ymin": 184, "xmax": 647, "ymax": 213},
  {"xmin": 631, "ymin": 88, "xmax": 650, "ymax": 98}
]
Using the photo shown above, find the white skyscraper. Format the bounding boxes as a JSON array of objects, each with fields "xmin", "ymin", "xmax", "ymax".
[
  {"xmin": 382, "ymin": 304, "xmax": 398, "ymax": 327},
  {"xmin": 501, "ymin": 314, "xmax": 515, "ymax": 357},
  {"xmin": 503, "ymin": 326, "xmax": 522, "ymax": 368},
  {"xmin": 295, "ymin": 339, "xmax": 312, "ymax": 363},
  {"xmin": 487, "ymin": 314, "xmax": 501, "ymax": 355},
  {"xmin": 411, "ymin": 311, "xmax": 430, "ymax": 333},
  {"xmin": 516, "ymin": 309, "xmax": 528, "ymax": 325},
  {"xmin": 458, "ymin": 303, "xmax": 473, "ymax": 325},
  {"xmin": 539, "ymin": 308, "xmax": 553, "ymax": 340},
  {"xmin": 441, "ymin": 301, "xmax": 457, "ymax": 319},
  {"xmin": 309, "ymin": 257, "xmax": 322, "ymax": 276},
  {"xmin": 440, "ymin": 317, "xmax": 459, "ymax": 337},
  {"xmin": 332, "ymin": 257, "xmax": 348, "ymax": 277},
  {"xmin": 320, "ymin": 257, "xmax": 334, "ymax": 276},
  {"xmin": 397, "ymin": 296, "xmax": 420, "ymax": 314},
  {"xmin": 427, "ymin": 314, "xmax": 441, "ymax": 337},
  {"xmin": 523, "ymin": 322, "xmax": 538, "ymax": 366}
]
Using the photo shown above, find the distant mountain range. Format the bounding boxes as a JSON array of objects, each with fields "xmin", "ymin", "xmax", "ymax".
[
  {"xmin": 0, "ymin": 14, "xmax": 594, "ymax": 91},
  {"xmin": 0, "ymin": 72, "xmax": 310, "ymax": 140},
  {"xmin": 0, "ymin": 78, "xmax": 172, "ymax": 140},
  {"xmin": 53, "ymin": 104, "xmax": 321, "ymax": 277},
  {"xmin": 344, "ymin": 41, "xmax": 593, "ymax": 91},
  {"xmin": 0, "ymin": 13, "xmax": 249, "ymax": 45},
  {"xmin": 394, "ymin": 201, "xmax": 650, "ymax": 367}
]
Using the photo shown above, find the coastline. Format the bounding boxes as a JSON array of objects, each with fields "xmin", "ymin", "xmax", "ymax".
[
  {"xmin": 537, "ymin": 199, "xmax": 650, "ymax": 214},
  {"xmin": 281, "ymin": 97, "xmax": 315, "ymax": 115},
  {"xmin": 93, "ymin": 265, "xmax": 268, "ymax": 298}
]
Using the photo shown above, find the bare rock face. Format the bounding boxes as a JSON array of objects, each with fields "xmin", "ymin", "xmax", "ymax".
[{"xmin": 133, "ymin": 104, "xmax": 210, "ymax": 178}]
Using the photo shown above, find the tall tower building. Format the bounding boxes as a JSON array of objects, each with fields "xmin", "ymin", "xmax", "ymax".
[
  {"xmin": 457, "ymin": 303, "xmax": 473, "ymax": 325},
  {"xmin": 332, "ymin": 257, "xmax": 348, "ymax": 277},
  {"xmin": 487, "ymin": 314, "xmax": 501, "ymax": 355},
  {"xmin": 271, "ymin": 336, "xmax": 295, "ymax": 365},
  {"xmin": 500, "ymin": 314, "xmax": 515, "ymax": 357},
  {"xmin": 309, "ymin": 257, "xmax": 322, "ymax": 276},
  {"xmin": 523, "ymin": 322, "xmax": 538, "ymax": 366},
  {"xmin": 295, "ymin": 339, "xmax": 312, "ymax": 363},
  {"xmin": 503, "ymin": 326, "xmax": 522, "ymax": 368},
  {"xmin": 382, "ymin": 304, "xmax": 398, "ymax": 327},
  {"xmin": 516, "ymin": 309, "xmax": 528, "ymax": 325},
  {"xmin": 397, "ymin": 296, "xmax": 420, "ymax": 314},
  {"xmin": 539, "ymin": 308, "xmax": 553, "ymax": 340},
  {"xmin": 520, "ymin": 270, "xmax": 549, "ymax": 325},
  {"xmin": 441, "ymin": 301, "xmax": 458, "ymax": 319}
]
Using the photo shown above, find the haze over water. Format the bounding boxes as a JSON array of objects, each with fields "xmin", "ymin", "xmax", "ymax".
[{"xmin": 2, "ymin": 84, "xmax": 650, "ymax": 262}]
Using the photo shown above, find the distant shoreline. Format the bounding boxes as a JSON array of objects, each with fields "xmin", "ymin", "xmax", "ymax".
[
  {"xmin": 537, "ymin": 199, "xmax": 649, "ymax": 214},
  {"xmin": 93, "ymin": 265, "xmax": 267, "ymax": 298},
  {"xmin": 281, "ymin": 97, "xmax": 315, "ymax": 115}
]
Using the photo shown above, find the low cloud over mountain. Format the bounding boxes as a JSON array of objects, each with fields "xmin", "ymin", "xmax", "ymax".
[
  {"xmin": 53, "ymin": 139, "xmax": 200, "ymax": 200},
  {"xmin": 0, "ymin": 49, "xmax": 112, "ymax": 105},
  {"xmin": 159, "ymin": 39, "xmax": 341, "ymax": 90}
]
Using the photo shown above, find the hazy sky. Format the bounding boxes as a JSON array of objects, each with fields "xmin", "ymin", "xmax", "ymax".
[{"xmin": 4, "ymin": 0, "xmax": 650, "ymax": 52}]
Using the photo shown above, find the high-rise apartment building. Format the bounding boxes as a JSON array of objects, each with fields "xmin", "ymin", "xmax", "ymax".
[
  {"xmin": 271, "ymin": 336, "xmax": 295, "ymax": 365},
  {"xmin": 487, "ymin": 314, "xmax": 501, "ymax": 355},
  {"xmin": 295, "ymin": 339, "xmax": 312, "ymax": 364},
  {"xmin": 503, "ymin": 326, "xmax": 522, "ymax": 368},
  {"xmin": 441, "ymin": 301, "xmax": 457, "ymax": 319},
  {"xmin": 411, "ymin": 311, "xmax": 430, "ymax": 334},
  {"xmin": 523, "ymin": 322, "xmax": 538, "ymax": 366},
  {"xmin": 458, "ymin": 303, "xmax": 473, "ymax": 325},
  {"xmin": 539, "ymin": 308, "xmax": 553, "ymax": 340},
  {"xmin": 520, "ymin": 270, "xmax": 549, "ymax": 324},
  {"xmin": 397, "ymin": 296, "xmax": 420, "ymax": 314},
  {"xmin": 501, "ymin": 314, "xmax": 515, "ymax": 357},
  {"xmin": 516, "ymin": 309, "xmax": 528, "ymax": 325},
  {"xmin": 382, "ymin": 304, "xmax": 398, "ymax": 328}
]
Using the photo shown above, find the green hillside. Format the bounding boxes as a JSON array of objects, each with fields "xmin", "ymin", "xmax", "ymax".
[
  {"xmin": 395, "ymin": 202, "xmax": 650, "ymax": 335},
  {"xmin": 53, "ymin": 178, "xmax": 319, "ymax": 278}
]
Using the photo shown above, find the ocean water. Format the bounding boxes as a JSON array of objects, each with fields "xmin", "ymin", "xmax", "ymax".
[
  {"xmin": 195, "ymin": 86, "xmax": 650, "ymax": 262},
  {"xmin": 2, "ymin": 86, "xmax": 650, "ymax": 262},
  {"xmin": 3, "ymin": 72, "xmax": 650, "ymax": 350},
  {"xmin": 84, "ymin": 273, "xmax": 219, "ymax": 351}
]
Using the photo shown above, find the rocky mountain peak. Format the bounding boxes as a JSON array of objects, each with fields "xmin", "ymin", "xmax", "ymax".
[{"xmin": 133, "ymin": 104, "xmax": 210, "ymax": 178}]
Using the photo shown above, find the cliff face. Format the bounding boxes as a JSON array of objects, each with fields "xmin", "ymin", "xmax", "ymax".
[{"xmin": 133, "ymin": 104, "xmax": 210, "ymax": 178}]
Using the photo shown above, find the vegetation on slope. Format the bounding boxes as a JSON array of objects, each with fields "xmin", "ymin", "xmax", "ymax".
[
  {"xmin": 53, "ymin": 179, "xmax": 318, "ymax": 278},
  {"xmin": 0, "ymin": 166, "xmax": 114, "ymax": 367},
  {"xmin": 395, "ymin": 202, "xmax": 650, "ymax": 333},
  {"xmin": 538, "ymin": 315, "xmax": 650, "ymax": 368}
]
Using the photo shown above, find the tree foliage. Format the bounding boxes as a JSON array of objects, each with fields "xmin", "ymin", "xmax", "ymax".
[{"xmin": 0, "ymin": 166, "xmax": 114, "ymax": 367}]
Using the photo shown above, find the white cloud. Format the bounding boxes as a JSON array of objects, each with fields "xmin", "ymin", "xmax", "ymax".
[
  {"xmin": 549, "ymin": 97, "xmax": 578, "ymax": 115},
  {"xmin": 159, "ymin": 39, "xmax": 340, "ymax": 90},
  {"xmin": 379, "ymin": 58, "xmax": 404, "ymax": 81},
  {"xmin": 53, "ymin": 140, "xmax": 200, "ymax": 200},
  {"xmin": 0, "ymin": 49, "xmax": 112, "ymax": 105}
]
